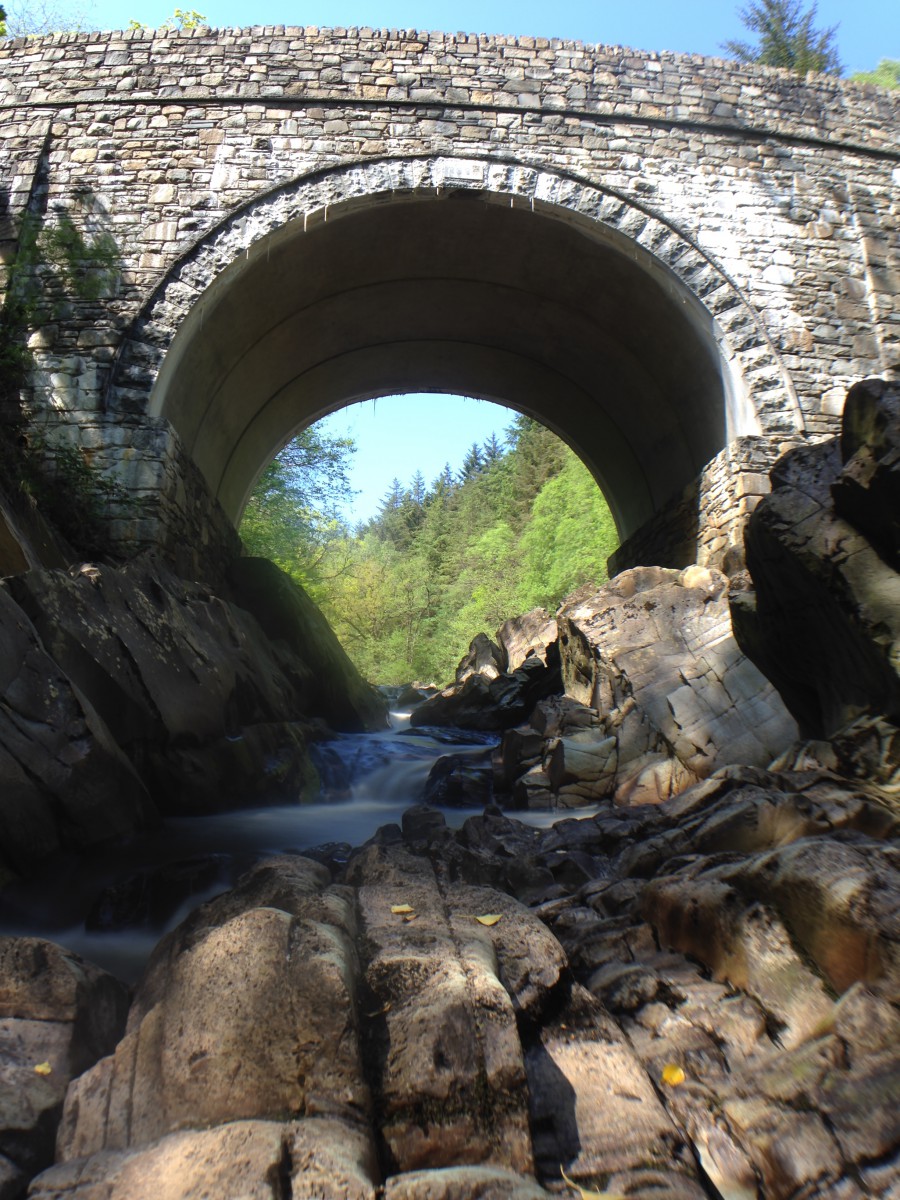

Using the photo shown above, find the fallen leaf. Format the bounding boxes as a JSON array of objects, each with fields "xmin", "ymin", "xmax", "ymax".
[
  {"xmin": 366, "ymin": 1002, "xmax": 392, "ymax": 1018},
  {"xmin": 475, "ymin": 913, "xmax": 502, "ymax": 926},
  {"xmin": 391, "ymin": 904, "xmax": 414, "ymax": 915},
  {"xmin": 661, "ymin": 1063, "xmax": 686, "ymax": 1086},
  {"xmin": 403, "ymin": 913, "xmax": 418, "ymax": 923},
  {"xmin": 34, "ymin": 1062, "xmax": 52, "ymax": 1076},
  {"xmin": 559, "ymin": 1164, "xmax": 625, "ymax": 1200}
]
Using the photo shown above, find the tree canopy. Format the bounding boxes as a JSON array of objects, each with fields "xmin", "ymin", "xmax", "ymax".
[
  {"xmin": 850, "ymin": 59, "xmax": 900, "ymax": 90},
  {"xmin": 240, "ymin": 414, "xmax": 619, "ymax": 686},
  {"xmin": 722, "ymin": 1, "xmax": 842, "ymax": 75}
]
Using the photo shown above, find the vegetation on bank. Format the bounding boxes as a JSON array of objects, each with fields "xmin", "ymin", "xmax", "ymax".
[{"xmin": 240, "ymin": 415, "xmax": 619, "ymax": 686}]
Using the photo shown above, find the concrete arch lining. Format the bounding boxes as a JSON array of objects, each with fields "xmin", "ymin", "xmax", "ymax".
[
  {"xmin": 220, "ymin": 340, "xmax": 653, "ymax": 536},
  {"xmin": 128, "ymin": 155, "xmax": 802, "ymax": 543}
]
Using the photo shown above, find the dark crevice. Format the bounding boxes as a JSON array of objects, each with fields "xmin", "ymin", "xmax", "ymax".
[{"xmin": 270, "ymin": 1131, "xmax": 293, "ymax": 1200}]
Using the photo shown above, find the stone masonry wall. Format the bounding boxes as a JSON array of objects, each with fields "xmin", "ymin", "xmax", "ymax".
[
  {"xmin": 0, "ymin": 27, "xmax": 897, "ymax": 567},
  {"xmin": 609, "ymin": 433, "xmax": 803, "ymax": 574}
]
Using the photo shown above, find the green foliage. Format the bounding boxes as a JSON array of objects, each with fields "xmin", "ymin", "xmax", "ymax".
[
  {"xmin": 241, "ymin": 414, "xmax": 619, "ymax": 687},
  {"xmin": 0, "ymin": 6, "xmax": 6, "ymax": 35},
  {"xmin": 21, "ymin": 438, "xmax": 140, "ymax": 556},
  {"xmin": 518, "ymin": 453, "xmax": 619, "ymax": 609},
  {"xmin": 128, "ymin": 8, "xmax": 206, "ymax": 29},
  {"xmin": 722, "ymin": 0, "xmax": 842, "ymax": 75},
  {"xmin": 850, "ymin": 59, "xmax": 900, "ymax": 90},
  {"xmin": 239, "ymin": 427, "xmax": 357, "ymax": 598}
]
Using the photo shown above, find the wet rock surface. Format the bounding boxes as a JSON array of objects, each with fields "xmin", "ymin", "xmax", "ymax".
[{"xmin": 12, "ymin": 748, "xmax": 899, "ymax": 1199}]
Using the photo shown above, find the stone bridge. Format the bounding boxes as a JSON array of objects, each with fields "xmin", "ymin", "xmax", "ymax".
[{"xmin": 0, "ymin": 26, "xmax": 897, "ymax": 576}]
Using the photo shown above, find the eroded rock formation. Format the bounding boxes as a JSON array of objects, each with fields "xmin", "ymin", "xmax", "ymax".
[
  {"xmin": 18, "ymin": 757, "xmax": 900, "ymax": 1198},
  {"xmin": 443, "ymin": 567, "xmax": 798, "ymax": 811},
  {"xmin": 0, "ymin": 523, "xmax": 384, "ymax": 880},
  {"xmin": 731, "ymin": 378, "xmax": 900, "ymax": 737},
  {"xmin": 2, "ymin": 379, "xmax": 899, "ymax": 1199}
]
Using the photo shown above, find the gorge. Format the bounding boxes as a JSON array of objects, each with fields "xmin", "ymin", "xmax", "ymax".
[
  {"xmin": 0, "ymin": 22, "xmax": 898, "ymax": 1200},
  {"xmin": 0, "ymin": 376, "xmax": 897, "ymax": 1200}
]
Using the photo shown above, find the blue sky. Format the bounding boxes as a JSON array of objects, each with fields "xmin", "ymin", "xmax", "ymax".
[
  {"xmin": 33, "ymin": 0, "xmax": 896, "ymax": 522},
  {"xmin": 316, "ymin": 395, "xmax": 520, "ymax": 523}
]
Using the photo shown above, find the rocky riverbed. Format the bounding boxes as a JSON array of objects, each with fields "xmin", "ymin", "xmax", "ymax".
[
  {"xmin": 5, "ymin": 753, "xmax": 898, "ymax": 1199},
  {"xmin": 1, "ymin": 379, "xmax": 899, "ymax": 1198}
]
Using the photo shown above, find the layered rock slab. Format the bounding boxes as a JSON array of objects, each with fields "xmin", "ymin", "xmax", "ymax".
[
  {"xmin": 492, "ymin": 565, "xmax": 798, "ymax": 810},
  {"xmin": 0, "ymin": 587, "xmax": 154, "ymax": 878},
  {"xmin": 0, "ymin": 554, "xmax": 386, "ymax": 876},
  {"xmin": 347, "ymin": 845, "xmax": 542, "ymax": 1174},
  {"xmin": 56, "ymin": 857, "xmax": 370, "ymax": 1160}
]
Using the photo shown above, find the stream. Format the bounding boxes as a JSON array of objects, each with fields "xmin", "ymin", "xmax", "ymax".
[{"xmin": 0, "ymin": 715, "xmax": 589, "ymax": 983}]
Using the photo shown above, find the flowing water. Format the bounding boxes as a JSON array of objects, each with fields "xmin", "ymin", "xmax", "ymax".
[{"xmin": 0, "ymin": 718, "xmax": 588, "ymax": 983}]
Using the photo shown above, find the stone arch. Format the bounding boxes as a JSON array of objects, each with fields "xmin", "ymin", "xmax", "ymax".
[{"xmin": 107, "ymin": 155, "xmax": 804, "ymax": 543}]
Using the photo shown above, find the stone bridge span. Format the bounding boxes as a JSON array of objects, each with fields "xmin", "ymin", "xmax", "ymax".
[{"xmin": 0, "ymin": 26, "xmax": 897, "ymax": 575}]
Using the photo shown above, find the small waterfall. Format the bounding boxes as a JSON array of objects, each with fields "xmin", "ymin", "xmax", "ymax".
[{"xmin": 0, "ymin": 723, "xmax": 498, "ymax": 982}]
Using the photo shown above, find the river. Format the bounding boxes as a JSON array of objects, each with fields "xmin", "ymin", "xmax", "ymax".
[{"xmin": 0, "ymin": 716, "xmax": 588, "ymax": 983}]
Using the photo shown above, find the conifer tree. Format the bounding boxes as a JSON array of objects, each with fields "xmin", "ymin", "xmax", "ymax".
[{"xmin": 722, "ymin": 1, "xmax": 842, "ymax": 75}]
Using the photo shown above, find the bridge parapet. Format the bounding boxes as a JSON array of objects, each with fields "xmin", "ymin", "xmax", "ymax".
[{"xmin": 0, "ymin": 25, "xmax": 897, "ymax": 155}]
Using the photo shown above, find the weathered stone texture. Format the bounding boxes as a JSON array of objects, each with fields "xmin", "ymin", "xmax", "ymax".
[
  {"xmin": 0, "ymin": 28, "xmax": 896, "ymax": 567},
  {"xmin": 732, "ymin": 378, "xmax": 900, "ymax": 736}
]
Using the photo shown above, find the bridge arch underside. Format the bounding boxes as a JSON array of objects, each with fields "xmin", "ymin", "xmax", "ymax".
[{"xmin": 151, "ymin": 191, "xmax": 752, "ymax": 544}]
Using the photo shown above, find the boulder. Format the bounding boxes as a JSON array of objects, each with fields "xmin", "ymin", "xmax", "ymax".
[
  {"xmin": 347, "ymin": 845, "xmax": 536, "ymax": 1175},
  {"xmin": 56, "ymin": 857, "xmax": 369, "ymax": 1160},
  {"xmin": 422, "ymin": 749, "xmax": 494, "ymax": 807},
  {"xmin": 0, "ymin": 937, "xmax": 129, "ymax": 1186},
  {"xmin": 495, "ymin": 609, "xmax": 558, "ymax": 673},
  {"xmin": 732, "ymin": 379, "xmax": 900, "ymax": 736},
  {"xmin": 454, "ymin": 633, "xmax": 505, "ymax": 684},
  {"xmin": 410, "ymin": 655, "xmax": 561, "ymax": 732},
  {"xmin": 526, "ymin": 984, "xmax": 701, "ymax": 1191},
  {"xmin": 31, "ymin": 1118, "xmax": 379, "ymax": 1200},
  {"xmin": 384, "ymin": 1167, "xmax": 551, "ymax": 1198},
  {"xmin": 832, "ymin": 377, "xmax": 900, "ymax": 567},
  {"xmin": 553, "ymin": 564, "xmax": 797, "ymax": 805}
]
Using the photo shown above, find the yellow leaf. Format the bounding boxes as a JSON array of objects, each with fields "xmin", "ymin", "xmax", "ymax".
[
  {"xmin": 661, "ymin": 1063, "xmax": 686, "ymax": 1086},
  {"xmin": 403, "ymin": 913, "xmax": 418, "ymax": 923},
  {"xmin": 34, "ymin": 1062, "xmax": 52, "ymax": 1076},
  {"xmin": 475, "ymin": 914, "xmax": 502, "ymax": 926},
  {"xmin": 391, "ymin": 904, "xmax": 414, "ymax": 915},
  {"xmin": 559, "ymin": 1164, "xmax": 624, "ymax": 1200}
]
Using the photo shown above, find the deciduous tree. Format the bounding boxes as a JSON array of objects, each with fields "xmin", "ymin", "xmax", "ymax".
[{"xmin": 851, "ymin": 59, "xmax": 900, "ymax": 89}]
